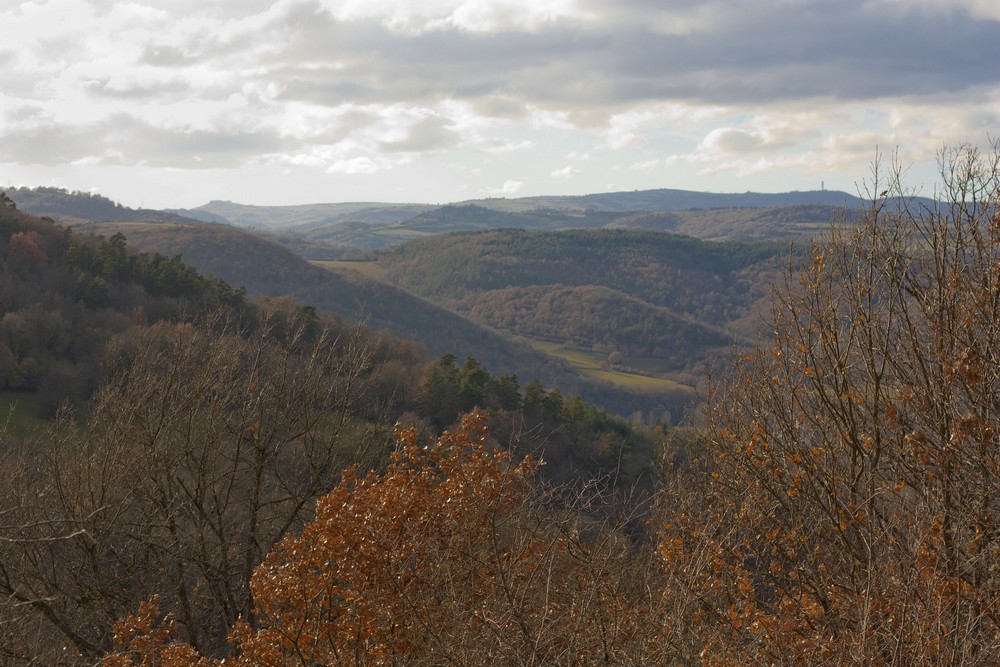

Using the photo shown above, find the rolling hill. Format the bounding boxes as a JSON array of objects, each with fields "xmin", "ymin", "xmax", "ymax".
[
  {"xmin": 7, "ymin": 185, "xmax": 836, "ymax": 419},
  {"xmin": 68, "ymin": 218, "xmax": 690, "ymax": 419},
  {"xmin": 359, "ymin": 228, "xmax": 788, "ymax": 396},
  {"xmin": 168, "ymin": 190, "xmax": 882, "ymax": 253}
]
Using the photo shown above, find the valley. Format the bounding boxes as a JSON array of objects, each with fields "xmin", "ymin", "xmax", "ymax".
[{"xmin": 8, "ymin": 185, "xmax": 836, "ymax": 421}]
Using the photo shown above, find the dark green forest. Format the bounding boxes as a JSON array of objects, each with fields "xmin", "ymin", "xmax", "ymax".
[{"xmin": 0, "ymin": 204, "xmax": 242, "ymax": 415}]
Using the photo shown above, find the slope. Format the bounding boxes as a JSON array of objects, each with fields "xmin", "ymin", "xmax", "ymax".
[
  {"xmin": 371, "ymin": 228, "xmax": 787, "ymax": 391},
  {"xmin": 74, "ymin": 220, "xmax": 684, "ymax": 418}
]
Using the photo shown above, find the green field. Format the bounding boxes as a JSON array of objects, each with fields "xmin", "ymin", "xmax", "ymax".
[
  {"xmin": 311, "ymin": 259, "xmax": 389, "ymax": 281},
  {"xmin": 76, "ymin": 221, "xmax": 188, "ymax": 234},
  {"xmin": 528, "ymin": 341, "xmax": 695, "ymax": 393}
]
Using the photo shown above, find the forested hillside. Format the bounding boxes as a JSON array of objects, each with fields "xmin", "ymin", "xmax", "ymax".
[
  {"xmin": 0, "ymin": 203, "xmax": 243, "ymax": 419},
  {"xmin": 87, "ymin": 146, "xmax": 1000, "ymax": 667},
  {"xmin": 247, "ymin": 201, "xmax": 857, "ymax": 253},
  {"xmin": 374, "ymin": 228, "xmax": 785, "ymax": 386},
  {"xmin": 7, "ymin": 187, "xmax": 203, "ymax": 225},
  {"xmin": 4, "ymin": 148, "xmax": 999, "ymax": 666},
  {"xmin": 73, "ymin": 219, "xmax": 693, "ymax": 419},
  {"xmin": 1, "ymin": 196, "xmax": 663, "ymax": 663},
  {"xmin": 159, "ymin": 187, "xmax": 889, "ymax": 254}
]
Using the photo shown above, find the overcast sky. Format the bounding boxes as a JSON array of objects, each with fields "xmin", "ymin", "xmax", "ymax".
[{"xmin": 1, "ymin": 0, "xmax": 998, "ymax": 208}]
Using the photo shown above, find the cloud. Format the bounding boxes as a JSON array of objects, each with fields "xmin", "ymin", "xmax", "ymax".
[
  {"xmin": 0, "ymin": 114, "xmax": 287, "ymax": 168},
  {"xmin": 317, "ymin": 0, "xmax": 593, "ymax": 34},
  {"xmin": 1, "ymin": 0, "xmax": 999, "ymax": 205},
  {"xmin": 485, "ymin": 179, "xmax": 525, "ymax": 195},
  {"xmin": 871, "ymin": 0, "xmax": 1000, "ymax": 21},
  {"xmin": 325, "ymin": 156, "xmax": 381, "ymax": 174},
  {"xmin": 629, "ymin": 157, "xmax": 674, "ymax": 171},
  {"xmin": 378, "ymin": 116, "xmax": 461, "ymax": 153},
  {"xmin": 551, "ymin": 165, "xmax": 581, "ymax": 179},
  {"xmin": 83, "ymin": 77, "xmax": 195, "ymax": 101}
]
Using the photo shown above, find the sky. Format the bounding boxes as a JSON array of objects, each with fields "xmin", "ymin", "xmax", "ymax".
[{"xmin": 1, "ymin": 0, "xmax": 998, "ymax": 209}]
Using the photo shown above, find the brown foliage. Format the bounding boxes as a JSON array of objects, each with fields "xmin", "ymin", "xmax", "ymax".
[
  {"xmin": 0, "ymin": 304, "xmax": 384, "ymax": 663},
  {"xmin": 103, "ymin": 412, "xmax": 665, "ymax": 666},
  {"xmin": 51, "ymin": 145, "xmax": 1000, "ymax": 665},
  {"xmin": 658, "ymin": 145, "xmax": 1000, "ymax": 665}
]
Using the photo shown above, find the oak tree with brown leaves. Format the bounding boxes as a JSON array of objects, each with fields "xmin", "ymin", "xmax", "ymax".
[
  {"xmin": 103, "ymin": 411, "xmax": 665, "ymax": 666},
  {"xmin": 659, "ymin": 145, "xmax": 1000, "ymax": 665},
  {"xmin": 0, "ymin": 303, "xmax": 384, "ymax": 664}
]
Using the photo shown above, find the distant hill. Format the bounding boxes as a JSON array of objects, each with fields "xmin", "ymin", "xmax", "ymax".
[
  {"xmin": 171, "ymin": 188, "xmax": 931, "ymax": 254},
  {"xmin": 0, "ymin": 185, "xmax": 877, "ymax": 419},
  {"xmin": 73, "ymin": 219, "xmax": 685, "ymax": 418},
  {"xmin": 8, "ymin": 187, "xmax": 207, "ymax": 225},
  {"xmin": 460, "ymin": 188, "xmax": 867, "ymax": 213},
  {"xmin": 10, "ymin": 185, "xmax": 918, "ymax": 255},
  {"xmin": 5, "ymin": 188, "xmax": 698, "ymax": 413},
  {"xmin": 277, "ymin": 201, "xmax": 858, "ymax": 254},
  {"xmin": 179, "ymin": 188, "xmax": 871, "ymax": 229},
  {"xmin": 171, "ymin": 200, "xmax": 435, "ymax": 230},
  {"xmin": 366, "ymin": 228, "xmax": 788, "ymax": 397}
]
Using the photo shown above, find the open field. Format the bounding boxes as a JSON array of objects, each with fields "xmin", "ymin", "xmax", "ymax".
[
  {"xmin": 311, "ymin": 259, "xmax": 389, "ymax": 281},
  {"xmin": 74, "ymin": 221, "xmax": 191, "ymax": 234},
  {"xmin": 528, "ymin": 340, "xmax": 695, "ymax": 393}
]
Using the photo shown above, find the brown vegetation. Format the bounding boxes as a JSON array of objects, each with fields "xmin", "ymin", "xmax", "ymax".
[
  {"xmin": 658, "ymin": 145, "xmax": 1000, "ymax": 665},
  {"xmin": 7, "ymin": 144, "xmax": 1000, "ymax": 665}
]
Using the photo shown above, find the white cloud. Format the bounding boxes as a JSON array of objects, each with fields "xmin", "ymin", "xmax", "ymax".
[
  {"xmin": 484, "ymin": 179, "xmax": 524, "ymax": 195},
  {"xmin": 1, "ymin": 0, "xmax": 999, "ymax": 206},
  {"xmin": 325, "ymin": 156, "xmax": 381, "ymax": 174},
  {"xmin": 318, "ymin": 0, "xmax": 592, "ymax": 33},
  {"xmin": 629, "ymin": 158, "xmax": 665, "ymax": 171},
  {"xmin": 551, "ymin": 165, "xmax": 581, "ymax": 179},
  {"xmin": 481, "ymin": 139, "xmax": 535, "ymax": 154}
]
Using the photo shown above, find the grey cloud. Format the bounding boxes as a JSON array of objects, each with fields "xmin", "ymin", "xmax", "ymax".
[
  {"xmin": 707, "ymin": 129, "xmax": 766, "ymax": 154},
  {"xmin": 378, "ymin": 117, "xmax": 461, "ymax": 153},
  {"xmin": 138, "ymin": 0, "xmax": 328, "ymax": 67},
  {"xmin": 471, "ymin": 95, "xmax": 529, "ymax": 120},
  {"xmin": 4, "ymin": 104, "xmax": 46, "ymax": 124},
  {"xmin": 141, "ymin": 44, "xmax": 200, "ymax": 67},
  {"xmin": 305, "ymin": 109, "xmax": 384, "ymax": 147},
  {"xmin": 246, "ymin": 0, "xmax": 1000, "ymax": 116},
  {"xmin": 590, "ymin": 0, "xmax": 1000, "ymax": 104},
  {"xmin": 83, "ymin": 77, "xmax": 194, "ymax": 101},
  {"xmin": 265, "ymin": 19, "xmax": 607, "ymax": 107},
  {"xmin": 6, "ymin": 0, "xmax": 997, "ymax": 173},
  {"xmin": 0, "ymin": 115, "xmax": 290, "ymax": 168}
]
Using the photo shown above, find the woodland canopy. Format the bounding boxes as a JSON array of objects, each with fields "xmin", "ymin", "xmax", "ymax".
[{"xmin": 4, "ymin": 143, "xmax": 1000, "ymax": 665}]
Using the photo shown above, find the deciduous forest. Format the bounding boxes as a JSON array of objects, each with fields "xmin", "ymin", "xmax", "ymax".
[{"xmin": 2, "ymin": 144, "xmax": 999, "ymax": 665}]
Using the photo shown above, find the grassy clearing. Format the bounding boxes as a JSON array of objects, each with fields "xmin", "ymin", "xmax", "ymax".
[
  {"xmin": 311, "ymin": 260, "xmax": 389, "ymax": 281},
  {"xmin": 77, "ymin": 222, "xmax": 186, "ymax": 234},
  {"xmin": 528, "ymin": 341, "xmax": 695, "ymax": 393}
]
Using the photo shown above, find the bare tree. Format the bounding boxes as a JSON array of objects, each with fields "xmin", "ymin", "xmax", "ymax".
[
  {"xmin": 0, "ymin": 303, "xmax": 388, "ymax": 663},
  {"xmin": 102, "ymin": 412, "xmax": 671, "ymax": 666},
  {"xmin": 658, "ymin": 144, "xmax": 1000, "ymax": 665}
]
